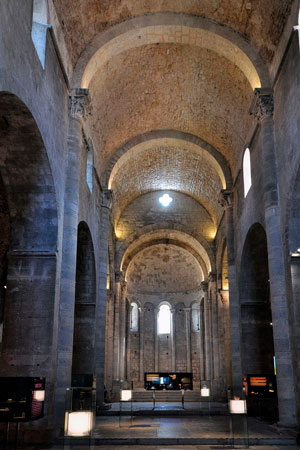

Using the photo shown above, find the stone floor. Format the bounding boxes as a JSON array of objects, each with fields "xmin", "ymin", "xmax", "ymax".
[{"xmin": 14, "ymin": 412, "xmax": 300, "ymax": 449}]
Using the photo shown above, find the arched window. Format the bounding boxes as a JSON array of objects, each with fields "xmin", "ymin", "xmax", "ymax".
[
  {"xmin": 222, "ymin": 246, "xmax": 229, "ymax": 290},
  {"xmin": 243, "ymin": 148, "xmax": 252, "ymax": 197},
  {"xmin": 157, "ymin": 304, "xmax": 171, "ymax": 334},
  {"xmin": 31, "ymin": 0, "xmax": 49, "ymax": 68},
  {"xmin": 130, "ymin": 302, "xmax": 138, "ymax": 332},
  {"xmin": 191, "ymin": 303, "xmax": 200, "ymax": 332},
  {"xmin": 86, "ymin": 143, "xmax": 94, "ymax": 192}
]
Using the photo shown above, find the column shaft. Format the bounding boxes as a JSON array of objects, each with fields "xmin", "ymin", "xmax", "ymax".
[{"xmin": 184, "ymin": 308, "xmax": 191, "ymax": 372}]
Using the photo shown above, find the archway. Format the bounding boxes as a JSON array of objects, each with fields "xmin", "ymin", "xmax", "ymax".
[
  {"xmin": 72, "ymin": 222, "xmax": 96, "ymax": 375},
  {"xmin": 239, "ymin": 224, "xmax": 274, "ymax": 375},
  {"xmin": 0, "ymin": 92, "xmax": 58, "ymax": 380}
]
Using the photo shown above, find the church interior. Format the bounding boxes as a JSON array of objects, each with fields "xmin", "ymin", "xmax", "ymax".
[{"xmin": 1, "ymin": 0, "xmax": 300, "ymax": 447}]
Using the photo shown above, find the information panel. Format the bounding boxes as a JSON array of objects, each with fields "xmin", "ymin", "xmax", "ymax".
[
  {"xmin": 144, "ymin": 372, "xmax": 193, "ymax": 390},
  {"xmin": 0, "ymin": 377, "xmax": 45, "ymax": 422}
]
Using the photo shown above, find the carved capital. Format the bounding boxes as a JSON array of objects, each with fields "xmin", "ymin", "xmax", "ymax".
[
  {"xmin": 200, "ymin": 281, "xmax": 208, "ymax": 292},
  {"xmin": 115, "ymin": 270, "xmax": 125, "ymax": 283},
  {"xmin": 69, "ymin": 88, "xmax": 92, "ymax": 121},
  {"xmin": 208, "ymin": 272, "xmax": 216, "ymax": 282},
  {"xmin": 218, "ymin": 189, "xmax": 233, "ymax": 209},
  {"xmin": 249, "ymin": 88, "xmax": 274, "ymax": 121},
  {"xmin": 101, "ymin": 189, "xmax": 113, "ymax": 209}
]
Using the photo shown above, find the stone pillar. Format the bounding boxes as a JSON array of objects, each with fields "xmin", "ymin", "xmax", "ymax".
[
  {"xmin": 219, "ymin": 189, "xmax": 243, "ymax": 397},
  {"xmin": 139, "ymin": 307, "xmax": 146, "ymax": 382},
  {"xmin": 126, "ymin": 301, "xmax": 131, "ymax": 380},
  {"xmin": 119, "ymin": 278, "xmax": 127, "ymax": 380},
  {"xmin": 209, "ymin": 273, "xmax": 220, "ymax": 381},
  {"xmin": 113, "ymin": 275, "xmax": 121, "ymax": 381},
  {"xmin": 171, "ymin": 308, "xmax": 176, "ymax": 371},
  {"xmin": 202, "ymin": 281, "xmax": 211, "ymax": 380},
  {"xmin": 104, "ymin": 288, "xmax": 114, "ymax": 394},
  {"xmin": 95, "ymin": 189, "xmax": 113, "ymax": 406},
  {"xmin": 154, "ymin": 308, "xmax": 158, "ymax": 371},
  {"xmin": 184, "ymin": 308, "xmax": 191, "ymax": 372},
  {"xmin": 250, "ymin": 89, "xmax": 297, "ymax": 425},
  {"xmin": 54, "ymin": 89, "xmax": 91, "ymax": 427},
  {"xmin": 199, "ymin": 298, "xmax": 205, "ymax": 379}
]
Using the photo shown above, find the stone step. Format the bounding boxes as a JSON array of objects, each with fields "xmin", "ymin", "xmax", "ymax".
[{"xmin": 132, "ymin": 389, "xmax": 201, "ymax": 402}]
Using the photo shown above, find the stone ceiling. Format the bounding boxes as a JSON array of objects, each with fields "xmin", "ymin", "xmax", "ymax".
[
  {"xmin": 53, "ymin": 0, "xmax": 294, "ymax": 278},
  {"xmin": 53, "ymin": 0, "xmax": 293, "ymax": 67},
  {"xmin": 109, "ymin": 141, "xmax": 224, "ymax": 227},
  {"xmin": 87, "ymin": 44, "xmax": 254, "ymax": 176}
]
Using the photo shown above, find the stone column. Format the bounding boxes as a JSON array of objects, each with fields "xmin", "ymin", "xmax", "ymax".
[
  {"xmin": 250, "ymin": 89, "xmax": 297, "ymax": 425},
  {"xmin": 154, "ymin": 308, "xmax": 159, "ymax": 371},
  {"xmin": 219, "ymin": 189, "xmax": 243, "ymax": 397},
  {"xmin": 112, "ymin": 275, "xmax": 121, "ymax": 381},
  {"xmin": 139, "ymin": 307, "xmax": 146, "ymax": 382},
  {"xmin": 126, "ymin": 301, "xmax": 131, "ymax": 380},
  {"xmin": 54, "ymin": 89, "xmax": 91, "ymax": 427},
  {"xmin": 184, "ymin": 308, "xmax": 192, "ymax": 372},
  {"xmin": 119, "ymin": 278, "xmax": 127, "ymax": 380},
  {"xmin": 95, "ymin": 189, "xmax": 113, "ymax": 406},
  {"xmin": 104, "ymin": 288, "xmax": 114, "ymax": 394},
  {"xmin": 209, "ymin": 273, "xmax": 221, "ymax": 381},
  {"xmin": 171, "ymin": 308, "xmax": 176, "ymax": 371},
  {"xmin": 202, "ymin": 281, "xmax": 211, "ymax": 380},
  {"xmin": 199, "ymin": 298, "xmax": 205, "ymax": 379}
]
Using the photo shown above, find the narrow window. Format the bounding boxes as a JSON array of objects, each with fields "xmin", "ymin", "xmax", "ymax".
[
  {"xmin": 86, "ymin": 143, "xmax": 93, "ymax": 192},
  {"xmin": 130, "ymin": 303, "xmax": 138, "ymax": 332},
  {"xmin": 157, "ymin": 304, "xmax": 171, "ymax": 334},
  {"xmin": 31, "ymin": 0, "xmax": 49, "ymax": 68},
  {"xmin": 192, "ymin": 303, "xmax": 200, "ymax": 332},
  {"xmin": 243, "ymin": 148, "xmax": 252, "ymax": 197}
]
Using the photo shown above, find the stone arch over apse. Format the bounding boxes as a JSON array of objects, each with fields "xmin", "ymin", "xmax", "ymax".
[
  {"xmin": 72, "ymin": 221, "xmax": 96, "ymax": 375},
  {"xmin": 72, "ymin": 13, "xmax": 270, "ymax": 89},
  {"xmin": 0, "ymin": 92, "xmax": 58, "ymax": 377},
  {"xmin": 239, "ymin": 223, "xmax": 275, "ymax": 376}
]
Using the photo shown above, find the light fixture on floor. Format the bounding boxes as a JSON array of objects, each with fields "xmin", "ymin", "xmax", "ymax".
[
  {"xmin": 229, "ymin": 399, "xmax": 247, "ymax": 414},
  {"xmin": 64, "ymin": 411, "xmax": 93, "ymax": 437},
  {"xmin": 120, "ymin": 389, "xmax": 132, "ymax": 401}
]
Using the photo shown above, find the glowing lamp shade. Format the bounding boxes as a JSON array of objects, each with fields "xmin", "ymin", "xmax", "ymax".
[
  {"xmin": 159, "ymin": 193, "xmax": 173, "ymax": 207},
  {"xmin": 33, "ymin": 390, "xmax": 45, "ymax": 401},
  {"xmin": 65, "ymin": 411, "xmax": 93, "ymax": 437},
  {"xmin": 229, "ymin": 399, "xmax": 247, "ymax": 414},
  {"xmin": 201, "ymin": 387, "xmax": 210, "ymax": 397},
  {"xmin": 120, "ymin": 390, "xmax": 132, "ymax": 401}
]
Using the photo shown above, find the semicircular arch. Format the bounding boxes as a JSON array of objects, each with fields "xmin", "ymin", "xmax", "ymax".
[{"xmin": 72, "ymin": 13, "xmax": 269, "ymax": 89}]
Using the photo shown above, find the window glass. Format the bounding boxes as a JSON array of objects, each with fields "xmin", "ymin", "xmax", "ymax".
[
  {"xmin": 191, "ymin": 304, "xmax": 200, "ymax": 332},
  {"xmin": 158, "ymin": 304, "xmax": 171, "ymax": 334},
  {"xmin": 243, "ymin": 148, "xmax": 252, "ymax": 197},
  {"xmin": 130, "ymin": 302, "xmax": 138, "ymax": 332}
]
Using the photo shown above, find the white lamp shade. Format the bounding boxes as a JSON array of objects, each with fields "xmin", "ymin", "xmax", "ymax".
[
  {"xmin": 201, "ymin": 387, "xmax": 210, "ymax": 397},
  {"xmin": 65, "ymin": 411, "xmax": 93, "ymax": 436},
  {"xmin": 120, "ymin": 390, "xmax": 132, "ymax": 401},
  {"xmin": 33, "ymin": 390, "xmax": 45, "ymax": 401},
  {"xmin": 229, "ymin": 399, "xmax": 247, "ymax": 414}
]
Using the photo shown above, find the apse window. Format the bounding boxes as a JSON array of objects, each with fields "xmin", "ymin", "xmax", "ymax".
[
  {"xmin": 31, "ymin": 0, "xmax": 50, "ymax": 68},
  {"xmin": 159, "ymin": 193, "xmax": 173, "ymax": 207},
  {"xmin": 243, "ymin": 148, "xmax": 252, "ymax": 197},
  {"xmin": 192, "ymin": 304, "xmax": 200, "ymax": 332},
  {"xmin": 157, "ymin": 304, "xmax": 171, "ymax": 334},
  {"xmin": 130, "ymin": 302, "xmax": 138, "ymax": 332}
]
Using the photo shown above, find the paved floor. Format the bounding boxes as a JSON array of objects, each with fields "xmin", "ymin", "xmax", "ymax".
[{"xmin": 7, "ymin": 405, "xmax": 300, "ymax": 449}]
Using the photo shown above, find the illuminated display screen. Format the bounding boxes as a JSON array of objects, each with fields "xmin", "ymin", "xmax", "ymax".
[{"xmin": 144, "ymin": 372, "xmax": 193, "ymax": 390}]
